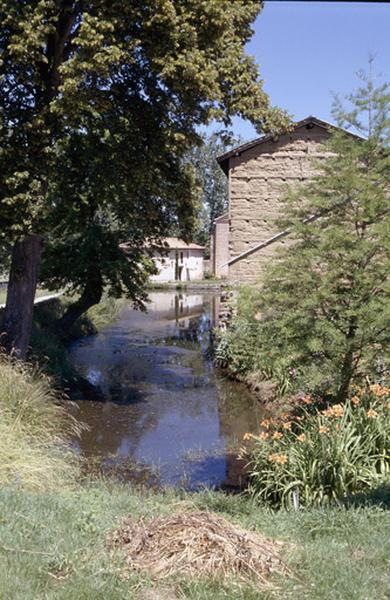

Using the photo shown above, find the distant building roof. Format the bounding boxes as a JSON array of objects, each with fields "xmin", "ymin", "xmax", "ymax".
[
  {"xmin": 157, "ymin": 237, "xmax": 204, "ymax": 250},
  {"xmin": 120, "ymin": 237, "xmax": 204, "ymax": 254},
  {"xmin": 217, "ymin": 115, "xmax": 364, "ymax": 174}
]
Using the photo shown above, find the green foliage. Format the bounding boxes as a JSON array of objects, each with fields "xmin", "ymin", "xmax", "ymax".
[
  {"xmin": 0, "ymin": 0, "xmax": 289, "ymax": 324},
  {"xmin": 188, "ymin": 133, "xmax": 240, "ymax": 253},
  {"xmin": 1, "ymin": 482, "xmax": 390, "ymax": 599},
  {"xmin": 0, "ymin": 357, "xmax": 80, "ymax": 490},
  {"xmin": 219, "ymin": 67, "xmax": 390, "ymax": 400},
  {"xmin": 244, "ymin": 388, "xmax": 390, "ymax": 508},
  {"xmin": 30, "ymin": 295, "xmax": 122, "ymax": 382}
]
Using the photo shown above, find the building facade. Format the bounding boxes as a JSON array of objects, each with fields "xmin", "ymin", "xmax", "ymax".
[
  {"xmin": 149, "ymin": 237, "xmax": 204, "ymax": 283},
  {"xmin": 211, "ymin": 116, "xmax": 344, "ymax": 282}
]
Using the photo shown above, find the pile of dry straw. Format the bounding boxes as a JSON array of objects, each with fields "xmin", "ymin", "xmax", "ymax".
[{"xmin": 109, "ymin": 510, "xmax": 291, "ymax": 584}]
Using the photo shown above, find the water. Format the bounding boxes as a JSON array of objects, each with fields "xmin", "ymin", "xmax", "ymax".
[{"xmin": 68, "ymin": 291, "xmax": 264, "ymax": 489}]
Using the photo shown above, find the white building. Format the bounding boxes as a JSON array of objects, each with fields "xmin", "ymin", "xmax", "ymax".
[{"xmin": 149, "ymin": 237, "xmax": 204, "ymax": 283}]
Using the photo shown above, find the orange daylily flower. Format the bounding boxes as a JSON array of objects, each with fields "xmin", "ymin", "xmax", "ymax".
[
  {"xmin": 297, "ymin": 433, "xmax": 306, "ymax": 442},
  {"xmin": 367, "ymin": 408, "xmax": 378, "ymax": 418},
  {"xmin": 351, "ymin": 396, "xmax": 360, "ymax": 406},
  {"xmin": 268, "ymin": 453, "xmax": 288, "ymax": 465},
  {"xmin": 272, "ymin": 431, "xmax": 283, "ymax": 440},
  {"xmin": 283, "ymin": 421, "xmax": 292, "ymax": 431}
]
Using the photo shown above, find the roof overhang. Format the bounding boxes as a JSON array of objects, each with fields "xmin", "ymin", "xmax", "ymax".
[{"xmin": 216, "ymin": 115, "xmax": 365, "ymax": 175}]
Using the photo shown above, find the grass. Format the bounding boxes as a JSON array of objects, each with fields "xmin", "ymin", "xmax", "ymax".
[
  {"xmin": 0, "ymin": 358, "xmax": 81, "ymax": 490},
  {"xmin": 0, "ymin": 482, "xmax": 389, "ymax": 599},
  {"xmin": 0, "ymin": 287, "xmax": 54, "ymax": 305},
  {"xmin": 1, "ymin": 312, "xmax": 389, "ymax": 599}
]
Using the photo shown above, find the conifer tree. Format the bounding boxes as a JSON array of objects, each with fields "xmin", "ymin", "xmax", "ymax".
[{"xmin": 252, "ymin": 66, "xmax": 390, "ymax": 401}]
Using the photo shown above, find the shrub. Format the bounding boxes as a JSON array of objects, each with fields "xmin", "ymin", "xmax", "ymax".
[{"xmin": 242, "ymin": 386, "xmax": 390, "ymax": 508}]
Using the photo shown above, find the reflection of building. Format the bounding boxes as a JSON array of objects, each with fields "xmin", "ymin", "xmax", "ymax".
[
  {"xmin": 211, "ymin": 117, "xmax": 361, "ymax": 282},
  {"xmin": 147, "ymin": 292, "xmax": 205, "ymax": 321},
  {"xmin": 148, "ymin": 237, "xmax": 204, "ymax": 282}
]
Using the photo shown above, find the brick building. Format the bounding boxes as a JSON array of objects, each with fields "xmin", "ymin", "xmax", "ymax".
[{"xmin": 211, "ymin": 116, "xmax": 348, "ymax": 282}]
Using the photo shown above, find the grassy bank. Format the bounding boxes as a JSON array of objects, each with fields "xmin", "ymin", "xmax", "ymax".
[
  {"xmin": 1, "ymin": 482, "xmax": 389, "ymax": 599},
  {"xmin": 0, "ymin": 358, "xmax": 81, "ymax": 491},
  {"xmin": 29, "ymin": 294, "xmax": 123, "ymax": 384},
  {"xmin": 1, "ymin": 322, "xmax": 389, "ymax": 599}
]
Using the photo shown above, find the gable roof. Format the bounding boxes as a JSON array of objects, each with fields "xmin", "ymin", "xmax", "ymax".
[
  {"xmin": 153, "ymin": 237, "xmax": 204, "ymax": 250},
  {"xmin": 212, "ymin": 212, "xmax": 229, "ymax": 225},
  {"xmin": 217, "ymin": 115, "xmax": 364, "ymax": 175}
]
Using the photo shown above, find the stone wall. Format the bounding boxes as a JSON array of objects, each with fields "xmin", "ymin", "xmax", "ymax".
[
  {"xmin": 212, "ymin": 214, "xmax": 229, "ymax": 278},
  {"xmin": 228, "ymin": 124, "xmax": 332, "ymax": 282}
]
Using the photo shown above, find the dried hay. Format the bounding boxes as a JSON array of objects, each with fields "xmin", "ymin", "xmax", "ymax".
[{"xmin": 109, "ymin": 511, "xmax": 291, "ymax": 584}]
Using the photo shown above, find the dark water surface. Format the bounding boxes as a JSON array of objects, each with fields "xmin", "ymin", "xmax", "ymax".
[{"xmin": 68, "ymin": 291, "xmax": 263, "ymax": 489}]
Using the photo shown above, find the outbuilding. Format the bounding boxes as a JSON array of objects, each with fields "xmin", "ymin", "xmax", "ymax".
[{"xmin": 148, "ymin": 237, "xmax": 204, "ymax": 283}]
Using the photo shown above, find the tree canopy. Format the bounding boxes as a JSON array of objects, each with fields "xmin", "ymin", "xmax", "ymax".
[{"xmin": 0, "ymin": 0, "xmax": 289, "ymax": 356}]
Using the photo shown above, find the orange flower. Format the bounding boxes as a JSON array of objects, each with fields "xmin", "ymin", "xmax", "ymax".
[
  {"xmin": 332, "ymin": 404, "xmax": 344, "ymax": 417},
  {"xmin": 272, "ymin": 431, "xmax": 283, "ymax": 440},
  {"xmin": 367, "ymin": 408, "xmax": 378, "ymax": 418},
  {"xmin": 297, "ymin": 433, "xmax": 306, "ymax": 442},
  {"xmin": 280, "ymin": 412, "xmax": 290, "ymax": 421},
  {"xmin": 259, "ymin": 431, "xmax": 270, "ymax": 440},
  {"xmin": 351, "ymin": 396, "xmax": 360, "ymax": 406},
  {"xmin": 319, "ymin": 425, "xmax": 329, "ymax": 434},
  {"xmin": 321, "ymin": 407, "xmax": 333, "ymax": 417},
  {"xmin": 243, "ymin": 432, "xmax": 252, "ymax": 441},
  {"xmin": 283, "ymin": 421, "xmax": 292, "ymax": 431},
  {"xmin": 303, "ymin": 394, "xmax": 313, "ymax": 405},
  {"xmin": 370, "ymin": 384, "xmax": 390, "ymax": 398},
  {"xmin": 260, "ymin": 419, "xmax": 271, "ymax": 430},
  {"xmin": 268, "ymin": 453, "xmax": 288, "ymax": 465}
]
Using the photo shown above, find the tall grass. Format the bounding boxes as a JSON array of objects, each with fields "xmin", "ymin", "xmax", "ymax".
[{"xmin": 0, "ymin": 357, "xmax": 81, "ymax": 490}]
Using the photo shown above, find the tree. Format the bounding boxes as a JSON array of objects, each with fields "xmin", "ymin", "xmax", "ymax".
[
  {"xmin": 0, "ymin": 0, "xmax": 288, "ymax": 358},
  {"xmin": 189, "ymin": 133, "xmax": 240, "ymax": 254},
  {"xmin": 241, "ymin": 67, "xmax": 390, "ymax": 401}
]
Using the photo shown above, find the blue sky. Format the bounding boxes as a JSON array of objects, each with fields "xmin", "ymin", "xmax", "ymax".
[{"xmin": 229, "ymin": 1, "xmax": 390, "ymax": 141}]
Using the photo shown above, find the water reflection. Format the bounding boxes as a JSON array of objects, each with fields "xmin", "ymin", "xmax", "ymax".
[{"xmin": 68, "ymin": 291, "xmax": 264, "ymax": 489}]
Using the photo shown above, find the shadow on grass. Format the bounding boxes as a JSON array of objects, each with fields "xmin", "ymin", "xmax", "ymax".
[{"xmin": 343, "ymin": 482, "xmax": 390, "ymax": 509}]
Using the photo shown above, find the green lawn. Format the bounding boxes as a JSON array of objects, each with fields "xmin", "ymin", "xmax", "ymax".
[{"xmin": 0, "ymin": 482, "xmax": 389, "ymax": 600}]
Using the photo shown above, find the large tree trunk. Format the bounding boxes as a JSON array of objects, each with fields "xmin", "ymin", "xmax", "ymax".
[
  {"xmin": 1, "ymin": 235, "xmax": 43, "ymax": 359},
  {"xmin": 55, "ymin": 276, "xmax": 103, "ymax": 338}
]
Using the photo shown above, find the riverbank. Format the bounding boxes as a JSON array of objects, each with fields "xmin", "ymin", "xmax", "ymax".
[{"xmin": 1, "ymin": 334, "xmax": 390, "ymax": 599}]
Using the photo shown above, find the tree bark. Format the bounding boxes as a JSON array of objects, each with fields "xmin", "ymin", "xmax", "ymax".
[
  {"xmin": 55, "ymin": 276, "xmax": 103, "ymax": 338},
  {"xmin": 1, "ymin": 235, "xmax": 43, "ymax": 359},
  {"xmin": 336, "ymin": 319, "xmax": 357, "ymax": 403}
]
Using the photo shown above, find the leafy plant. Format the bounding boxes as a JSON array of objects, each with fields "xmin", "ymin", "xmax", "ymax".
[{"xmin": 242, "ymin": 386, "xmax": 390, "ymax": 508}]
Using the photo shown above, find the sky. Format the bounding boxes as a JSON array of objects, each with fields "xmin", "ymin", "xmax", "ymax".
[{"xmin": 228, "ymin": 1, "xmax": 390, "ymax": 141}]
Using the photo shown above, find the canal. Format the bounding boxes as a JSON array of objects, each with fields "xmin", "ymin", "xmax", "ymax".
[{"xmin": 68, "ymin": 291, "xmax": 264, "ymax": 489}]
